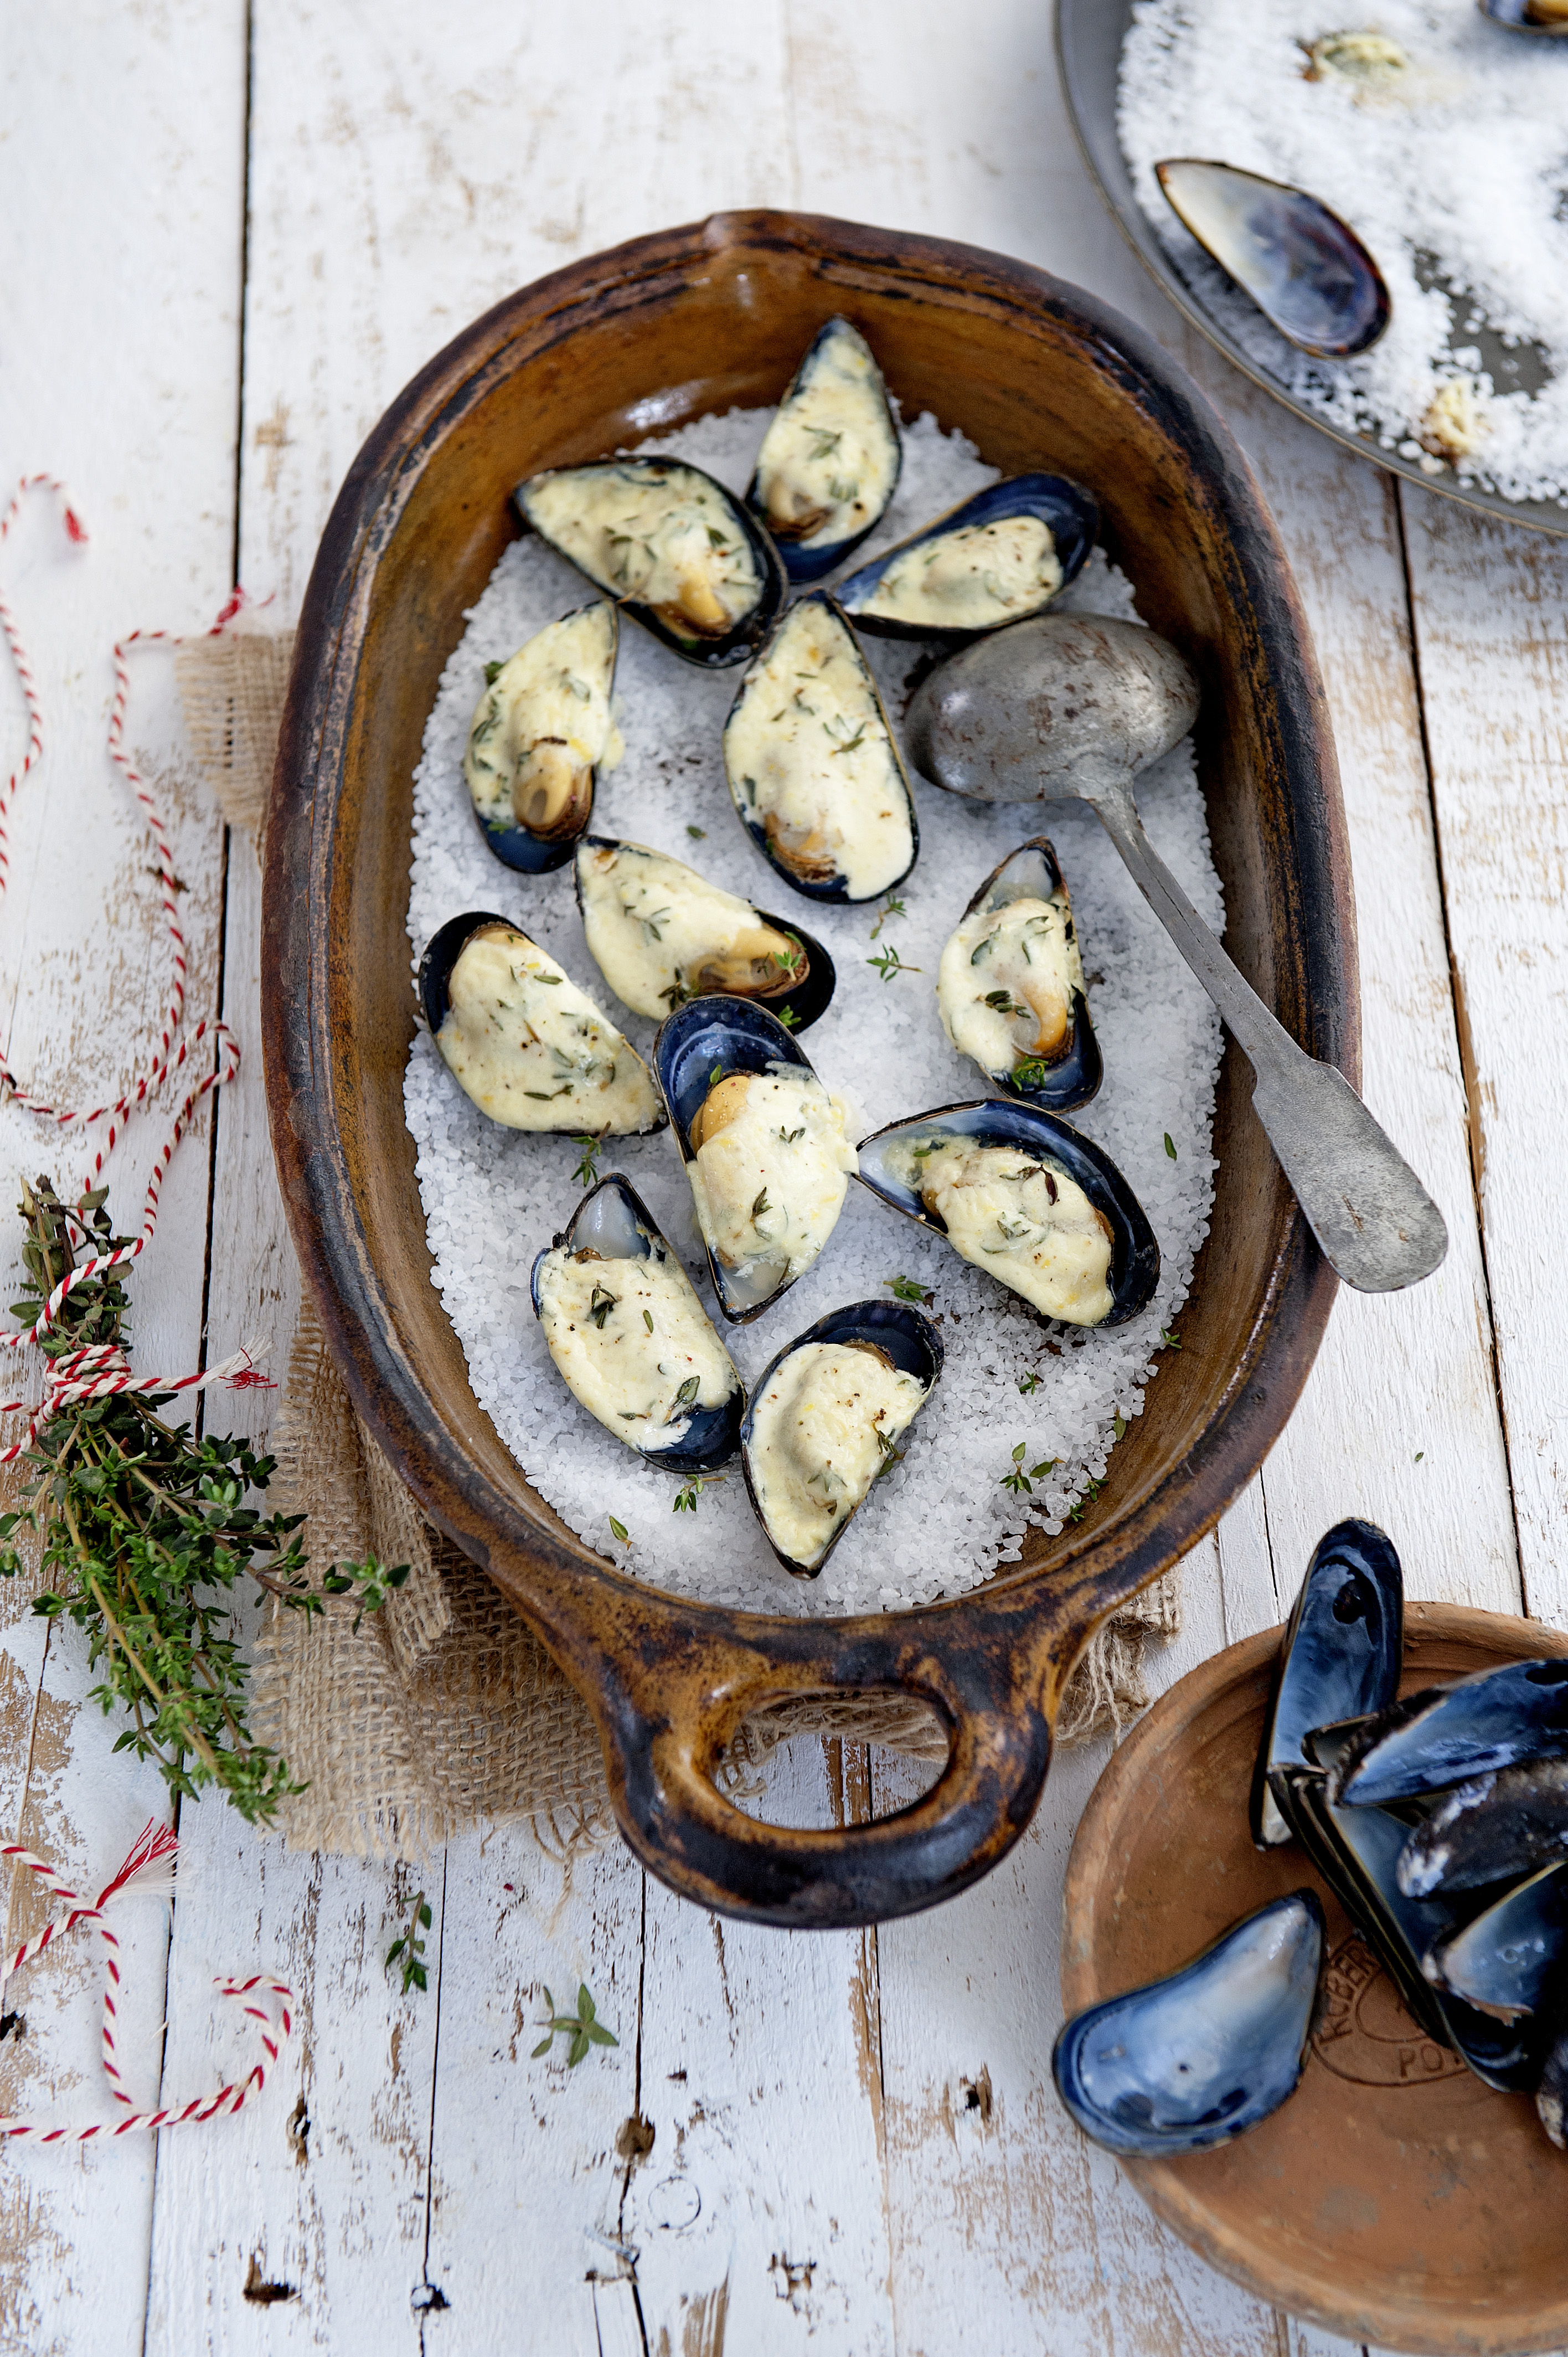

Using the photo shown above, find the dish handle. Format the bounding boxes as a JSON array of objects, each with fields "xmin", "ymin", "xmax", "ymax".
[{"xmin": 572, "ymin": 1584, "xmax": 1085, "ymax": 1928}]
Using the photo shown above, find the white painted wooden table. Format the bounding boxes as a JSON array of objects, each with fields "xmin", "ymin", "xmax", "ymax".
[{"xmin": 1, "ymin": 7, "xmax": 1564, "ymax": 2350}]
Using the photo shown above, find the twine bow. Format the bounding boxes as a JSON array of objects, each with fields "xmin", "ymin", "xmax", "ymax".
[{"xmin": 0, "ymin": 1819, "xmax": 292, "ymax": 2142}]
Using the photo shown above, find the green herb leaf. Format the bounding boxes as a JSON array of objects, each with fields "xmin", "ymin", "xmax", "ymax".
[
  {"xmin": 1164, "ymin": 1132, "xmax": 1177, "ymax": 1161},
  {"xmin": 751, "ymin": 1188, "xmax": 770, "ymax": 1222},
  {"xmin": 571, "ymin": 1135, "xmax": 602, "ymax": 1188},
  {"xmin": 866, "ymin": 945, "xmax": 922, "ymax": 984},
  {"xmin": 484, "ymin": 659, "xmax": 505, "ymax": 686},
  {"xmin": 589, "ymin": 1283, "xmax": 617, "ymax": 1329},
  {"xmin": 1018, "ymin": 1372, "xmax": 1041, "ymax": 1396},
  {"xmin": 885, "ymin": 1274, "xmax": 934, "ymax": 1306},
  {"xmin": 608, "ymin": 1516, "xmax": 630, "ymax": 1545},
  {"xmin": 687, "ymin": 824, "xmax": 706, "ymax": 839},
  {"xmin": 1159, "ymin": 1325, "xmax": 1182, "ymax": 1352},
  {"xmin": 1113, "ymin": 1411, "xmax": 1127, "ymax": 1441},
  {"xmin": 386, "ymin": 1889, "xmax": 432, "ymax": 1996},
  {"xmin": 643, "ymin": 1309, "xmax": 654, "ymax": 1333}
]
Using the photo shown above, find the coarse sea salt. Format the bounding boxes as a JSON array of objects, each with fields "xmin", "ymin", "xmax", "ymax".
[
  {"xmin": 1118, "ymin": 0, "xmax": 1568, "ymax": 507},
  {"xmin": 404, "ymin": 407, "xmax": 1223, "ymax": 1619}
]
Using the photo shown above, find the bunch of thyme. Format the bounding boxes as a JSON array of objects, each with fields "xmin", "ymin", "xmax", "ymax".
[{"xmin": 0, "ymin": 1177, "xmax": 405, "ymax": 1825}]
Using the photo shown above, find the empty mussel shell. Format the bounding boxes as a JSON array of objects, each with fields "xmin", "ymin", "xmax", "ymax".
[
  {"xmin": 1332, "ymin": 1656, "xmax": 1568, "ymax": 1808},
  {"xmin": 1052, "ymin": 1892, "xmax": 1325, "ymax": 2157},
  {"xmin": 835, "ymin": 474, "xmax": 1097, "ymax": 645},
  {"xmin": 463, "ymin": 601, "xmax": 617, "ymax": 873},
  {"xmin": 746, "ymin": 316, "xmax": 902, "ymax": 583},
  {"xmin": 1423, "ymin": 1860, "xmax": 1568, "ymax": 2024},
  {"xmin": 574, "ymin": 837, "xmax": 835, "ymax": 1031},
  {"xmin": 514, "ymin": 457, "xmax": 786, "ymax": 668},
  {"xmin": 529, "ymin": 1174, "xmax": 744, "ymax": 1476},
  {"xmin": 937, "ymin": 837, "xmax": 1101, "ymax": 1114},
  {"xmin": 1272, "ymin": 1764, "xmax": 1539, "ymax": 2090},
  {"xmin": 1479, "ymin": 0, "xmax": 1568, "ymax": 37},
  {"xmin": 739, "ymin": 1299, "xmax": 942, "ymax": 1577},
  {"xmin": 723, "ymin": 593, "xmax": 918, "ymax": 904},
  {"xmin": 417, "ymin": 912, "xmax": 664, "ymax": 1136},
  {"xmin": 1398, "ymin": 1759, "xmax": 1568, "ymax": 1898},
  {"xmin": 856, "ymin": 1099, "xmax": 1159, "ymax": 1330},
  {"xmin": 652, "ymin": 995, "xmax": 859, "ymax": 1324},
  {"xmin": 1250, "ymin": 1519, "xmax": 1402, "ymax": 1847},
  {"xmin": 1155, "ymin": 160, "xmax": 1390, "ymax": 361}
]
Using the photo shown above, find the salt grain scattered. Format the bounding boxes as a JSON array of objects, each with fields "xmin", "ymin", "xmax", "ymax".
[{"xmin": 404, "ymin": 408, "xmax": 1223, "ymax": 1618}]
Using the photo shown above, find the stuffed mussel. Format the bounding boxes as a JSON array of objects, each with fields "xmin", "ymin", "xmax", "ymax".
[
  {"xmin": 1053, "ymin": 1893, "xmax": 1325, "ymax": 2157},
  {"xmin": 574, "ymin": 837, "xmax": 834, "ymax": 1031},
  {"xmin": 937, "ymin": 838, "xmax": 1100, "ymax": 1113},
  {"xmin": 463, "ymin": 602, "xmax": 618, "ymax": 872},
  {"xmin": 835, "ymin": 474, "xmax": 1096, "ymax": 645},
  {"xmin": 723, "ymin": 593, "xmax": 917, "ymax": 903},
  {"xmin": 530, "ymin": 1174, "xmax": 743, "ymax": 1474},
  {"xmin": 653, "ymin": 996, "xmax": 859, "ymax": 1323},
  {"xmin": 740, "ymin": 1299, "xmax": 941, "ymax": 1577},
  {"xmin": 856, "ymin": 1100, "xmax": 1158, "ymax": 1329},
  {"xmin": 418, "ymin": 913, "xmax": 663, "ymax": 1135},
  {"xmin": 515, "ymin": 457, "xmax": 786, "ymax": 668},
  {"xmin": 1250, "ymin": 1518, "xmax": 1403, "ymax": 1846},
  {"xmin": 746, "ymin": 316, "xmax": 901, "ymax": 583}
]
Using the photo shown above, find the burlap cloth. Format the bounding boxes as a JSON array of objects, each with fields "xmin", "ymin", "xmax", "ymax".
[{"xmin": 175, "ymin": 630, "xmax": 1179, "ymax": 1861}]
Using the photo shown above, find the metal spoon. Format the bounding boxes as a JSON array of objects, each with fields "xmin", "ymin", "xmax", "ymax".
[{"xmin": 905, "ymin": 614, "xmax": 1447, "ymax": 1294}]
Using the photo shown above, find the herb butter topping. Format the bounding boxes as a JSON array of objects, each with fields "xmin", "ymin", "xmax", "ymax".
[
  {"xmin": 687, "ymin": 1066, "xmax": 858, "ymax": 1305},
  {"xmin": 860, "ymin": 514, "xmax": 1062, "ymax": 630},
  {"xmin": 434, "ymin": 922, "xmax": 660, "ymax": 1134},
  {"xmin": 752, "ymin": 320, "xmax": 900, "ymax": 555},
  {"xmin": 745, "ymin": 1340, "xmax": 928, "ymax": 1570},
  {"xmin": 892, "ymin": 1136, "xmax": 1113, "ymax": 1325},
  {"xmin": 463, "ymin": 603, "xmax": 619, "ymax": 840},
  {"xmin": 534, "ymin": 1242, "xmax": 739, "ymax": 1454},
  {"xmin": 576, "ymin": 840, "xmax": 806, "ymax": 1019},
  {"xmin": 938, "ymin": 892, "xmax": 1085, "ymax": 1086},
  {"xmin": 523, "ymin": 461, "xmax": 762, "ymax": 642},
  {"xmin": 724, "ymin": 600, "xmax": 914, "ymax": 900}
]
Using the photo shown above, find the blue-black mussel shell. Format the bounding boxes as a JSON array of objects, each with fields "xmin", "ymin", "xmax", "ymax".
[
  {"xmin": 1250, "ymin": 1518, "xmax": 1402, "ymax": 1847},
  {"xmin": 1333, "ymin": 1656, "xmax": 1568, "ymax": 1808},
  {"xmin": 1155, "ymin": 160, "xmax": 1390, "ymax": 361}
]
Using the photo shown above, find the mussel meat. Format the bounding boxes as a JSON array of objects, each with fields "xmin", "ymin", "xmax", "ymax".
[
  {"xmin": 1331, "ymin": 1656, "xmax": 1568, "ymax": 1808},
  {"xmin": 1397, "ymin": 1759, "xmax": 1568, "ymax": 1898},
  {"xmin": 740, "ymin": 1299, "xmax": 942, "ymax": 1577},
  {"xmin": 1422, "ymin": 1860, "xmax": 1568, "ymax": 2024},
  {"xmin": 514, "ymin": 457, "xmax": 786, "ymax": 668},
  {"xmin": 574, "ymin": 837, "xmax": 834, "ymax": 1031},
  {"xmin": 746, "ymin": 317, "xmax": 901, "ymax": 583},
  {"xmin": 1249, "ymin": 1518, "xmax": 1402, "ymax": 1847},
  {"xmin": 1052, "ymin": 1892, "xmax": 1325, "ymax": 2157},
  {"xmin": 530, "ymin": 1175, "xmax": 743, "ymax": 1475},
  {"xmin": 652, "ymin": 996, "xmax": 859, "ymax": 1323},
  {"xmin": 463, "ymin": 602, "xmax": 618, "ymax": 872},
  {"xmin": 856, "ymin": 1099, "xmax": 1159, "ymax": 1329},
  {"xmin": 835, "ymin": 474, "xmax": 1097, "ymax": 645},
  {"xmin": 723, "ymin": 593, "xmax": 917, "ymax": 903},
  {"xmin": 937, "ymin": 837, "xmax": 1101, "ymax": 1114},
  {"xmin": 417, "ymin": 912, "xmax": 663, "ymax": 1135},
  {"xmin": 1155, "ymin": 160, "xmax": 1390, "ymax": 360}
]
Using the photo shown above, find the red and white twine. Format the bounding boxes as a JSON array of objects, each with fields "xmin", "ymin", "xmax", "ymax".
[
  {"xmin": 0, "ymin": 475, "xmax": 267, "ymax": 1462},
  {"xmin": 0, "ymin": 1820, "xmax": 292, "ymax": 2142}
]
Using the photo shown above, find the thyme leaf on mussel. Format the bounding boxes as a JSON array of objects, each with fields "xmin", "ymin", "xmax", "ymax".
[{"xmin": 589, "ymin": 1283, "xmax": 617, "ymax": 1329}]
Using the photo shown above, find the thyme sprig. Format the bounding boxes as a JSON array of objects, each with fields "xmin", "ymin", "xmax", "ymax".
[
  {"xmin": 885, "ymin": 1275, "xmax": 933, "ymax": 1306},
  {"xmin": 571, "ymin": 1135, "xmax": 602, "ymax": 1188},
  {"xmin": 0, "ymin": 1177, "xmax": 406, "ymax": 1825},
  {"xmin": 1000, "ymin": 1442, "xmax": 1056, "ymax": 1497},
  {"xmin": 866, "ymin": 945, "xmax": 922, "ymax": 984},
  {"xmin": 532, "ymin": 1982, "xmax": 619, "ymax": 2067},
  {"xmin": 673, "ymin": 1473, "xmax": 724, "ymax": 1513},
  {"xmin": 869, "ymin": 893, "xmax": 906, "ymax": 940},
  {"xmin": 386, "ymin": 1891, "xmax": 433, "ymax": 1994}
]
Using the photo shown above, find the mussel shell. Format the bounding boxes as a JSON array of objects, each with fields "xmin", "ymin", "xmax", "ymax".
[
  {"xmin": 1249, "ymin": 1519, "xmax": 1402, "ymax": 1848},
  {"xmin": 739, "ymin": 1299, "xmax": 943, "ymax": 1577},
  {"xmin": 1271, "ymin": 1764, "xmax": 1540, "ymax": 2091},
  {"xmin": 1332, "ymin": 1656, "xmax": 1568, "ymax": 1809},
  {"xmin": 514, "ymin": 458, "xmax": 787, "ymax": 670},
  {"xmin": 651, "ymin": 994, "xmax": 838, "ymax": 1324},
  {"xmin": 946, "ymin": 837, "xmax": 1101, "ymax": 1113},
  {"xmin": 1423, "ymin": 1860, "xmax": 1568, "ymax": 2023},
  {"xmin": 572, "ymin": 835, "xmax": 837, "ymax": 1032},
  {"xmin": 528, "ymin": 1174, "xmax": 744, "ymax": 1475},
  {"xmin": 1539, "ymin": 2024, "xmax": 1568, "ymax": 2147},
  {"xmin": 745, "ymin": 316, "xmax": 902, "ymax": 583},
  {"xmin": 855, "ymin": 1099, "xmax": 1159, "ymax": 1328},
  {"xmin": 835, "ymin": 474, "xmax": 1097, "ymax": 645},
  {"xmin": 1478, "ymin": 0, "xmax": 1568, "ymax": 35},
  {"xmin": 1397, "ymin": 1759, "xmax": 1568, "ymax": 1898},
  {"xmin": 1155, "ymin": 160, "xmax": 1390, "ymax": 362},
  {"xmin": 1052, "ymin": 1892, "xmax": 1325, "ymax": 2157},
  {"xmin": 468, "ymin": 601, "xmax": 617, "ymax": 874},
  {"xmin": 723, "ymin": 592, "xmax": 919, "ymax": 905},
  {"xmin": 417, "ymin": 909, "xmax": 510, "ymax": 1034}
]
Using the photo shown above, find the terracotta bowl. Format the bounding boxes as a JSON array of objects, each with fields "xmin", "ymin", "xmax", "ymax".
[
  {"xmin": 1062, "ymin": 1602, "xmax": 1568, "ymax": 2354},
  {"xmin": 262, "ymin": 209, "xmax": 1352, "ymax": 1928}
]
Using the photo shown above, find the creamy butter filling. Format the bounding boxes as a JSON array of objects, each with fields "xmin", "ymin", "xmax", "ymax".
[
  {"xmin": 687, "ymin": 1066, "xmax": 857, "ymax": 1298},
  {"xmin": 937, "ymin": 892, "xmax": 1085, "ymax": 1082},
  {"xmin": 746, "ymin": 1340, "xmax": 927, "ymax": 1568},
  {"xmin": 434, "ymin": 923, "xmax": 661, "ymax": 1134},
  {"xmin": 535, "ymin": 1243, "xmax": 739, "ymax": 1454},
  {"xmin": 860, "ymin": 514, "xmax": 1061, "ymax": 629},
  {"xmin": 724, "ymin": 601, "xmax": 913, "ymax": 900},
  {"xmin": 524, "ymin": 463, "xmax": 761, "ymax": 641},
  {"xmin": 463, "ymin": 603, "xmax": 620, "ymax": 838},
  {"xmin": 890, "ymin": 1137, "xmax": 1113, "ymax": 1325},
  {"xmin": 576, "ymin": 841, "xmax": 806, "ymax": 1019},
  {"xmin": 752, "ymin": 324, "xmax": 899, "ymax": 553}
]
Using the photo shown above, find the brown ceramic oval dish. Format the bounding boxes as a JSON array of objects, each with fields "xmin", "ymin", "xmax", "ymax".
[
  {"xmin": 262, "ymin": 210, "xmax": 1353, "ymax": 1929},
  {"xmin": 1062, "ymin": 1602, "xmax": 1568, "ymax": 2354}
]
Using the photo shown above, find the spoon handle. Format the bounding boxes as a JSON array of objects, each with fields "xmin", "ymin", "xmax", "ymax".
[{"xmin": 1087, "ymin": 779, "xmax": 1447, "ymax": 1293}]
